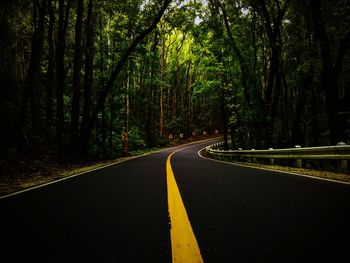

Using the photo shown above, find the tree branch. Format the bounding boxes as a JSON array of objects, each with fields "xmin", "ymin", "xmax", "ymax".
[{"xmin": 80, "ymin": 0, "xmax": 172, "ymax": 154}]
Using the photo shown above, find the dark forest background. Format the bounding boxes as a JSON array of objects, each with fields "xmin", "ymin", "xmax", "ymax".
[{"xmin": 1, "ymin": 0, "xmax": 349, "ymax": 160}]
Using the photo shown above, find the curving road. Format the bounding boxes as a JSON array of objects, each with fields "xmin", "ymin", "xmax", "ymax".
[{"xmin": 1, "ymin": 138, "xmax": 350, "ymax": 262}]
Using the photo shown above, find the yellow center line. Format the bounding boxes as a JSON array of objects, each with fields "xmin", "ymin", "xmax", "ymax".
[{"xmin": 166, "ymin": 144, "xmax": 205, "ymax": 263}]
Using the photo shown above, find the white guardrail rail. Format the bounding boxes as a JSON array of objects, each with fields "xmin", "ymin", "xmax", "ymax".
[{"xmin": 205, "ymin": 142, "xmax": 350, "ymax": 173}]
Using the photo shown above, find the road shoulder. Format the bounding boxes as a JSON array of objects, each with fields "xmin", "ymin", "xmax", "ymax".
[
  {"xmin": 198, "ymin": 148, "xmax": 350, "ymax": 185},
  {"xmin": 0, "ymin": 137, "xmax": 220, "ymax": 198}
]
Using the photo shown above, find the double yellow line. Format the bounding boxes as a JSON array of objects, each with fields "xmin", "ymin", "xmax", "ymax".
[{"xmin": 166, "ymin": 139, "xmax": 219, "ymax": 263}]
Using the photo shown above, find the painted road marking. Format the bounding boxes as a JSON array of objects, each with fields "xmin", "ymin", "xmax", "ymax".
[{"xmin": 167, "ymin": 147, "xmax": 204, "ymax": 263}]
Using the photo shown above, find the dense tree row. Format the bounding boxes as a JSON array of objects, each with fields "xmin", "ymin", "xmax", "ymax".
[
  {"xmin": 210, "ymin": 0, "xmax": 350, "ymax": 150},
  {"xmin": 0, "ymin": 0, "xmax": 349, "ymax": 159}
]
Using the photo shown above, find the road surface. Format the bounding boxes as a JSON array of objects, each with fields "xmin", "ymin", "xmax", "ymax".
[{"xmin": 1, "ymin": 139, "xmax": 350, "ymax": 262}]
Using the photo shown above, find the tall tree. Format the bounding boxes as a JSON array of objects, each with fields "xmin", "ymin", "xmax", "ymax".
[
  {"xmin": 46, "ymin": 0, "xmax": 55, "ymax": 133},
  {"xmin": 311, "ymin": 0, "xmax": 350, "ymax": 144},
  {"xmin": 256, "ymin": 0, "xmax": 289, "ymax": 144},
  {"xmin": 80, "ymin": 0, "xmax": 94, "ymax": 152},
  {"xmin": 17, "ymin": 0, "xmax": 47, "ymax": 137},
  {"xmin": 55, "ymin": 0, "xmax": 72, "ymax": 141},
  {"xmin": 69, "ymin": 0, "xmax": 84, "ymax": 149},
  {"xmin": 159, "ymin": 22, "xmax": 166, "ymax": 137},
  {"xmin": 211, "ymin": 0, "xmax": 252, "ymax": 105}
]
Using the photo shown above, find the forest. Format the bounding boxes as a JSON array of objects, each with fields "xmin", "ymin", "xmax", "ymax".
[{"xmin": 0, "ymin": 0, "xmax": 349, "ymax": 160}]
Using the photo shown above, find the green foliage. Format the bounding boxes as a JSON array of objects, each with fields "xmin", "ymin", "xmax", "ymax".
[
  {"xmin": 192, "ymin": 80, "xmax": 220, "ymax": 98},
  {"xmin": 128, "ymin": 127, "xmax": 147, "ymax": 154},
  {"xmin": 2, "ymin": 0, "xmax": 350, "ymax": 158}
]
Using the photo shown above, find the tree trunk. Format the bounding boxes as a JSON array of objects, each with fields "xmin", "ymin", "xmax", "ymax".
[
  {"xmin": 80, "ymin": 0, "xmax": 94, "ymax": 152},
  {"xmin": 257, "ymin": 0, "xmax": 288, "ymax": 146},
  {"xmin": 17, "ymin": 0, "xmax": 47, "ymax": 138},
  {"xmin": 102, "ymin": 104, "xmax": 106, "ymax": 156},
  {"xmin": 97, "ymin": 17, "xmax": 108, "ymax": 156},
  {"xmin": 146, "ymin": 31, "xmax": 158, "ymax": 146},
  {"xmin": 221, "ymin": 79, "xmax": 228, "ymax": 150},
  {"xmin": 46, "ymin": 0, "xmax": 54, "ymax": 134},
  {"xmin": 55, "ymin": 0, "xmax": 72, "ymax": 141},
  {"xmin": 281, "ymin": 52, "xmax": 289, "ymax": 144},
  {"xmin": 69, "ymin": 0, "xmax": 84, "ymax": 149},
  {"xmin": 109, "ymin": 84, "xmax": 114, "ymax": 152},
  {"xmin": 159, "ymin": 28, "xmax": 165, "ymax": 137},
  {"xmin": 126, "ymin": 63, "xmax": 130, "ymax": 135},
  {"xmin": 291, "ymin": 68, "xmax": 310, "ymax": 146},
  {"xmin": 185, "ymin": 60, "xmax": 191, "ymax": 138}
]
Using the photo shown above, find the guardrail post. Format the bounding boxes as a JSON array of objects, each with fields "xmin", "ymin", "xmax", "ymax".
[
  {"xmin": 295, "ymin": 145, "xmax": 302, "ymax": 168},
  {"xmin": 337, "ymin": 142, "xmax": 348, "ymax": 173},
  {"xmin": 268, "ymin": 148, "xmax": 274, "ymax": 165},
  {"xmin": 251, "ymin": 149, "xmax": 256, "ymax": 163},
  {"xmin": 238, "ymin": 148, "xmax": 242, "ymax": 161}
]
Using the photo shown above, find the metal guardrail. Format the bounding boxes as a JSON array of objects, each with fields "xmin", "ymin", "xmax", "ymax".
[{"xmin": 205, "ymin": 142, "xmax": 350, "ymax": 173}]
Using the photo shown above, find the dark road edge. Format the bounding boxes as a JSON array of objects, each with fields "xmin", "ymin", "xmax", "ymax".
[
  {"xmin": 0, "ymin": 138, "xmax": 221, "ymax": 200},
  {"xmin": 198, "ymin": 146, "xmax": 350, "ymax": 186}
]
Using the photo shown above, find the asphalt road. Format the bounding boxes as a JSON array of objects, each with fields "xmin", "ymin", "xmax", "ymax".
[{"xmin": 1, "ymin": 139, "xmax": 350, "ymax": 262}]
